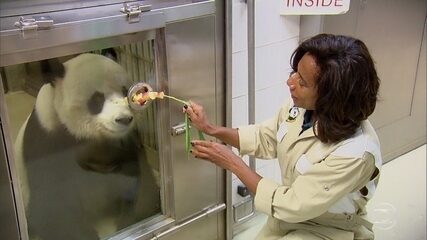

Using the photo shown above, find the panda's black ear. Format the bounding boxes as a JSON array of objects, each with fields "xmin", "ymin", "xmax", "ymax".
[
  {"xmin": 101, "ymin": 48, "xmax": 118, "ymax": 62},
  {"xmin": 41, "ymin": 58, "xmax": 65, "ymax": 86}
]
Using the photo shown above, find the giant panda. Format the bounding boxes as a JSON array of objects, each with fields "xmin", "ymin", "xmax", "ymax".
[{"xmin": 14, "ymin": 53, "xmax": 160, "ymax": 239}]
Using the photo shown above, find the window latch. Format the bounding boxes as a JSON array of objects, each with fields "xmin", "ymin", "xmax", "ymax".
[
  {"xmin": 14, "ymin": 16, "xmax": 54, "ymax": 38},
  {"xmin": 121, "ymin": 2, "xmax": 152, "ymax": 23}
]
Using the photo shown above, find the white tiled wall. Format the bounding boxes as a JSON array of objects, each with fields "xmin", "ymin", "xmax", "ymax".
[{"xmin": 231, "ymin": 0, "xmax": 300, "ymax": 205}]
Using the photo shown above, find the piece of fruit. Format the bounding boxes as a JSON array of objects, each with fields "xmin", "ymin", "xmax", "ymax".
[{"xmin": 131, "ymin": 91, "xmax": 165, "ymax": 106}]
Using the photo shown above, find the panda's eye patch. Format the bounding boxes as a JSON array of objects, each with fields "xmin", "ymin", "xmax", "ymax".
[
  {"xmin": 88, "ymin": 91, "xmax": 105, "ymax": 115},
  {"xmin": 121, "ymin": 86, "xmax": 128, "ymax": 97}
]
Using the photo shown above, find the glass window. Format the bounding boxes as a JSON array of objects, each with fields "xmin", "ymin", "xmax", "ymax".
[{"xmin": 1, "ymin": 40, "xmax": 161, "ymax": 239}]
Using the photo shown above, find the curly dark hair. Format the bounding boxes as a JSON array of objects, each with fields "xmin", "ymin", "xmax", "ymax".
[{"xmin": 291, "ymin": 34, "xmax": 380, "ymax": 143}]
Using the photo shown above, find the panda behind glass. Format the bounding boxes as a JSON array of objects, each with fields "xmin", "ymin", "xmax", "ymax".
[{"xmin": 15, "ymin": 53, "xmax": 160, "ymax": 239}]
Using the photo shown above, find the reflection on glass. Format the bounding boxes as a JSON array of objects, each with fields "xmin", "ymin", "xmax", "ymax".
[{"xmin": 1, "ymin": 40, "xmax": 161, "ymax": 239}]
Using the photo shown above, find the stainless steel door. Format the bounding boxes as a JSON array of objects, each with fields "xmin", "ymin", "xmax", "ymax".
[
  {"xmin": 146, "ymin": 13, "xmax": 227, "ymax": 240},
  {"xmin": 0, "ymin": 1, "xmax": 227, "ymax": 239}
]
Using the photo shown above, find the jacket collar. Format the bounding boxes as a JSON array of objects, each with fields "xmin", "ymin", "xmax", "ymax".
[{"xmin": 286, "ymin": 107, "xmax": 316, "ymax": 142}]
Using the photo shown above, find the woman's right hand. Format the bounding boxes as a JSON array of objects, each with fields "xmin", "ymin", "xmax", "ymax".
[{"xmin": 183, "ymin": 102, "xmax": 213, "ymax": 135}]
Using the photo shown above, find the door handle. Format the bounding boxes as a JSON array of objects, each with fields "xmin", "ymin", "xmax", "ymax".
[{"xmin": 171, "ymin": 122, "xmax": 190, "ymax": 136}]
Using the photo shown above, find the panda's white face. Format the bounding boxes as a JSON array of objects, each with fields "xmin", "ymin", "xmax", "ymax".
[{"xmin": 53, "ymin": 53, "xmax": 135, "ymax": 140}]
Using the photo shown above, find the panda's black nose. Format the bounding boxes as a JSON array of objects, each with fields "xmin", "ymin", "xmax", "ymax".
[{"xmin": 115, "ymin": 116, "xmax": 133, "ymax": 126}]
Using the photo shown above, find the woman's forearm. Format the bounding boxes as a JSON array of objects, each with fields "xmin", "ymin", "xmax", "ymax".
[
  {"xmin": 205, "ymin": 125, "xmax": 240, "ymax": 149},
  {"xmin": 231, "ymin": 156, "xmax": 262, "ymax": 194},
  {"xmin": 205, "ymin": 125, "xmax": 262, "ymax": 193}
]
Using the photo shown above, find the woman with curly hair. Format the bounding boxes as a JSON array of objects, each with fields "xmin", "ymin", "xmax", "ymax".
[{"xmin": 185, "ymin": 34, "xmax": 381, "ymax": 240}]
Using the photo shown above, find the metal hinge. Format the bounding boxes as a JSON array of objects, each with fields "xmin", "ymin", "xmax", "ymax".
[
  {"xmin": 233, "ymin": 196, "xmax": 254, "ymax": 224},
  {"xmin": 120, "ymin": 2, "xmax": 152, "ymax": 23},
  {"xmin": 14, "ymin": 16, "xmax": 54, "ymax": 38}
]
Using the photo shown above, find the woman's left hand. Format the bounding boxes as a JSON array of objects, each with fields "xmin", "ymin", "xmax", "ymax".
[
  {"xmin": 190, "ymin": 140, "xmax": 240, "ymax": 171},
  {"xmin": 191, "ymin": 140, "xmax": 262, "ymax": 194}
]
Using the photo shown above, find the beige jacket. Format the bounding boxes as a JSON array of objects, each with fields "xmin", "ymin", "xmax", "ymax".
[{"xmin": 238, "ymin": 100, "xmax": 382, "ymax": 240}]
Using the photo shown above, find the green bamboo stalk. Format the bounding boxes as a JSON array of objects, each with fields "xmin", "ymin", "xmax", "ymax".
[
  {"xmin": 198, "ymin": 129, "xmax": 205, "ymax": 140},
  {"xmin": 185, "ymin": 112, "xmax": 190, "ymax": 153},
  {"xmin": 162, "ymin": 94, "xmax": 189, "ymax": 105}
]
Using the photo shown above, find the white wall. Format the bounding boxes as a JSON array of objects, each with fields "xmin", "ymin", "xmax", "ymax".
[{"xmin": 231, "ymin": 0, "xmax": 300, "ymax": 205}]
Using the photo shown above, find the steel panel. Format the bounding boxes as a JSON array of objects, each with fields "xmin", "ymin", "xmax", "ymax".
[
  {"xmin": 0, "ymin": 126, "xmax": 19, "ymax": 240},
  {"xmin": 0, "ymin": 73, "xmax": 22, "ymax": 240},
  {"xmin": 0, "ymin": 0, "xmax": 210, "ymax": 18},
  {"xmin": 165, "ymin": 16, "xmax": 220, "ymax": 220},
  {"xmin": 0, "ymin": 0, "xmax": 216, "ymax": 67}
]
